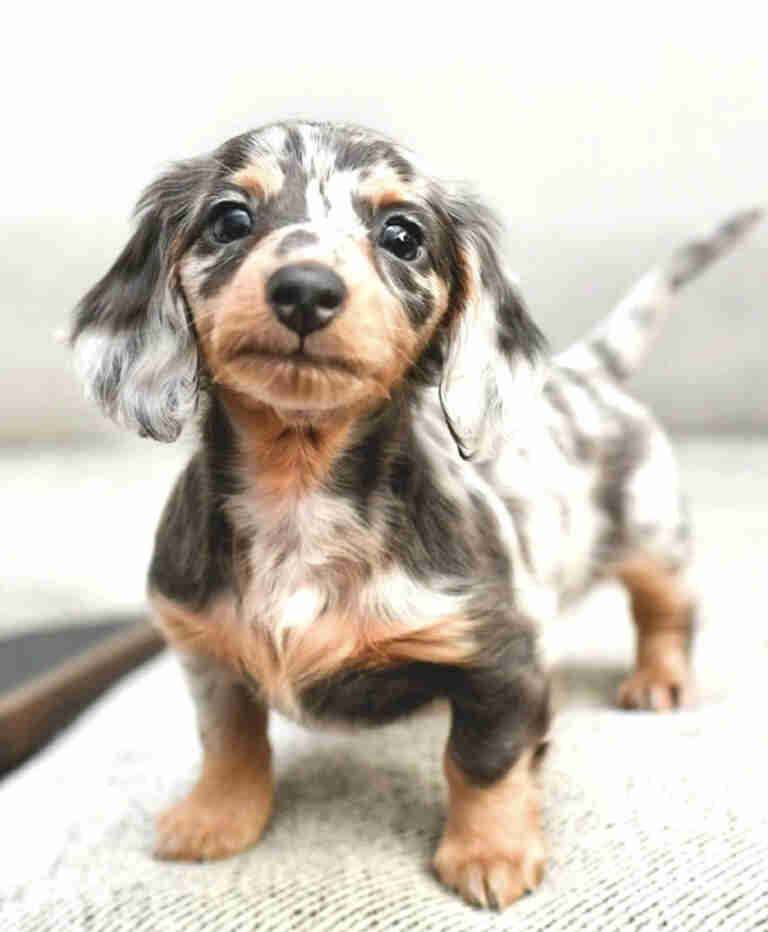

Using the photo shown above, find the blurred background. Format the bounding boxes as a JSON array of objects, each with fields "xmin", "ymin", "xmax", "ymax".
[{"xmin": 1, "ymin": 1, "xmax": 765, "ymax": 638}]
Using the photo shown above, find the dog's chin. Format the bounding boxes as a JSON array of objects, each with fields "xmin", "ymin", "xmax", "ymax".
[{"xmin": 215, "ymin": 351, "xmax": 376, "ymax": 420}]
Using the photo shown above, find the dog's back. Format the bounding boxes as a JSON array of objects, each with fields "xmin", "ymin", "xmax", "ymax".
[{"xmin": 475, "ymin": 209, "xmax": 763, "ymax": 608}]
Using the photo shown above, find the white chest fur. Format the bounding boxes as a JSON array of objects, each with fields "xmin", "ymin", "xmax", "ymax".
[
  {"xmin": 232, "ymin": 488, "xmax": 368, "ymax": 636},
  {"xmin": 224, "ymin": 484, "xmax": 478, "ymax": 719}
]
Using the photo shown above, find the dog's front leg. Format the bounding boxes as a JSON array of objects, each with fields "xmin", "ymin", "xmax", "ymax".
[
  {"xmin": 434, "ymin": 634, "xmax": 550, "ymax": 910},
  {"xmin": 155, "ymin": 653, "xmax": 273, "ymax": 861}
]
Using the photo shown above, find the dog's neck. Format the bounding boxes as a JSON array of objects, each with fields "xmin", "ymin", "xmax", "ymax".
[
  {"xmin": 204, "ymin": 389, "xmax": 416, "ymax": 621},
  {"xmin": 209, "ymin": 387, "xmax": 412, "ymax": 504}
]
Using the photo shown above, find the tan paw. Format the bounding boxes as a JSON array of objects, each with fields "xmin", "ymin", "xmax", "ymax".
[
  {"xmin": 618, "ymin": 665, "xmax": 694, "ymax": 711},
  {"xmin": 434, "ymin": 835, "xmax": 546, "ymax": 910},
  {"xmin": 155, "ymin": 784, "xmax": 272, "ymax": 861}
]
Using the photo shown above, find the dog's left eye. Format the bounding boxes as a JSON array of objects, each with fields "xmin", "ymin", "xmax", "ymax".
[
  {"xmin": 378, "ymin": 217, "xmax": 423, "ymax": 261},
  {"xmin": 208, "ymin": 203, "xmax": 253, "ymax": 243}
]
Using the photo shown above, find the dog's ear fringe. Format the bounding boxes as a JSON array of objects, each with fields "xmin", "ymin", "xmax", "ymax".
[
  {"xmin": 70, "ymin": 167, "xmax": 204, "ymax": 442},
  {"xmin": 438, "ymin": 381, "xmax": 474, "ymax": 462},
  {"xmin": 447, "ymin": 188, "xmax": 545, "ymax": 360},
  {"xmin": 437, "ymin": 189, "xmax": 546, "ymax": 461}
]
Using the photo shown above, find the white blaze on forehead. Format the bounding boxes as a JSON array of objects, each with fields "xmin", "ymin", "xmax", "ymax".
[
  {"xmin": 245, "ymin": 125, "xmax": 428, "ymax": 238},
  {"xmin": 251, "ymin": 124, "xmax": 289, "ymax": 158},
  {"xmin": 298, "ymin": 124, "xmax": 335, "ymax": 175},
  {"xmin": 298, "ymin": 126, "xmax": 418, "ymax": 224},
  {"xmin": 304, "ymin": 169, "xmax": 367, "ymax": 232}
]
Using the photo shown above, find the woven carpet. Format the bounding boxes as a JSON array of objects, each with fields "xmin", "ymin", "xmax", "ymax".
[{"xmin": 1, "ymin": 438, "xmax": 766, "ymax": 930}]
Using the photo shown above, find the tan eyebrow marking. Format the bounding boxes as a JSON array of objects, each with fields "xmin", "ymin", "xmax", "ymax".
[
  {"xmin": 232, "ymin": 157, "xmax": 285, "ymax": 201},
  {"xmin": 357, "ymin": 164, "xmax": 415, "ymax": 208}
]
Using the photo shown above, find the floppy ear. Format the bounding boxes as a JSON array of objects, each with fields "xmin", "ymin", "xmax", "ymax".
[
  {"xmin": 70, "ymin": 173, "xmax": 200, "ymax": 441},
  {"xmin": 438, "ymin": 192, "xmax": 546, "ymax": 461}
]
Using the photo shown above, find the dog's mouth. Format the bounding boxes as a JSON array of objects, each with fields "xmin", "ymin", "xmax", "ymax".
[{"xmin": 233, "ymin": 344, "xmax": 360, "ymax": 377}]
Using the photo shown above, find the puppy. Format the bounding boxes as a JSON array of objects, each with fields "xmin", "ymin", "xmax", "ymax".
[{"xmin": 70, "ymin": 120, "xmax": 761, "ymax": 910}]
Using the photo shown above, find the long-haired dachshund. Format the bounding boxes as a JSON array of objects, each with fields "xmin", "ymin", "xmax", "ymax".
[{"xmin": 70, "ymin": 120, "xmax": 761, "ymax": 909}]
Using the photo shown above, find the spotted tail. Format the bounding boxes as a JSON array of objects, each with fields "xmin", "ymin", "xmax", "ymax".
[{"xmin": 555, "ymin": 208, "xmax": 763, "ymax": 381}]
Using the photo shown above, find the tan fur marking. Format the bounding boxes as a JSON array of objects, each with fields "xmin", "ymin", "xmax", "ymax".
[
  {"xmin": 181, "ymin": 224, "xmax": 437, "ymax": 421},
  {"xmin": 232, "ymin": 158, "xmax": 285, "ymax": 200},
  {"xmin": 616, "ymin": 557, "xmax": 695, "ymax": 711},
  {"xmin": 223, "ymin": 390, "xmax": 361, "ymax": 496},
  {"xmin": 434, "ymin": 748, "xmax": 546, "ymax": 910},
  {"xmin": 151, "ymin": 594, "xmax": 243, "ymax": 671},
  {"xmin": 357, "ymin": 165, "xmax": 414, "ymax": 208},
  {"xmin": 152, "ymin": 594, "xmax": 476, "ymax": 719},
  {"xmin": 155, "ymin": 679, "xmax": 273, "ymax": 861},
  {"xmin": 278, "ymin": 611, "xmax": 477, "ymax": 679}
]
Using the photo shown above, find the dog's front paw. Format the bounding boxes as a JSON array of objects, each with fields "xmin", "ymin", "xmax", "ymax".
[
  {"xmin": 618, "ymin": 662, "xmax": 694, "ymax": 711},
  {"xmin": 155, "ymin": 779, "xmax": 272, "ymax": 861},
  {"xmin": 433, "ymin": 831, "xmax": 545, "ymax": 910}
]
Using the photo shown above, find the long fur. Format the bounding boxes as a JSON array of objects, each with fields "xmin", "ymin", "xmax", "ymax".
[{"xmin": 70, "ymin": 120, "xmax": 761, "ymax": 910}]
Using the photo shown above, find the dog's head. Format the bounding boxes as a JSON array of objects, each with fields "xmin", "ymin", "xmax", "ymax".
[{"xmin": 72, "ymin": 121, "xmax": 543, "ymax": 459}]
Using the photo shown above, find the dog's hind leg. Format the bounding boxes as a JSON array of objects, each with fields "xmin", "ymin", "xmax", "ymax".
[
  {"xmin": 616, "ymin": 557, "xmax": 696, "ymax": 711},
  {"xmin": 602, "ymin": 418, "xmax": 696, "ymax": 711}
]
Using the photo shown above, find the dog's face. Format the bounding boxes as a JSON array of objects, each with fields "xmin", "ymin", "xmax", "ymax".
[
  {"xmin": 180, "ymin": 124, "xmax": 454, "ymax": 419},
  {"xmin": 72, "ymin": 121, "xmax": 543, "ymax": 458}
]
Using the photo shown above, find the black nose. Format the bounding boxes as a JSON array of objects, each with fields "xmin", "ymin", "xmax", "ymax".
[{"xmin": 266, "ymin": 263, "xmax": 347, "ymax": 337}]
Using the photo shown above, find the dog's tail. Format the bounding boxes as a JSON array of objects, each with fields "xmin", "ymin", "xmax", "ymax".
[{"xmin": 554, "ymin": 207, "xmax": 763, "ymax": 382}]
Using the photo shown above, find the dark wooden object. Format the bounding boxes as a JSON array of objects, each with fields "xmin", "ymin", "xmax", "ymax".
[{"xmin": 0, "ymin": 621, "xmax": 165, "ymax": 775}]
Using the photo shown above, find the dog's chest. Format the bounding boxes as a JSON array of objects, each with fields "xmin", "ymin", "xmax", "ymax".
[
  {"xmin": 229, "ymin": 488, "xmax": 471, "ymax": 722},
  {"xmin": 235, "ymin": 489, "xmax": 368, "ymax": 630},
  {"xmin": 238, "ymin": 605, "xmax": 452, "ymax": 725}
]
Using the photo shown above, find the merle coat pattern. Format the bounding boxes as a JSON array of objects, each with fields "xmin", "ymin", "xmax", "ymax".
[{"xmin": 71, "ymin": 120, "xmax": 761, "ymax": 910}]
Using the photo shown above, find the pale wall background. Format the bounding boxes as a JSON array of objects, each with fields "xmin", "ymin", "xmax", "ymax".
[{"xmin": 1, "ymin": 1, "xmax": 766, "ymax": 442}]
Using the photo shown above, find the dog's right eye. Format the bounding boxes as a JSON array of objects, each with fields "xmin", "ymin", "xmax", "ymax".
[{"xmin": 208, "ymin": 203, "xmax": 253, "ymax": 243}]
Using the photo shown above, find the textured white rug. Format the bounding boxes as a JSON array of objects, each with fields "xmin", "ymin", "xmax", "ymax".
[{"xmin": 1, "ymin": 437, "xmax": 767, "ymax": 929}]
